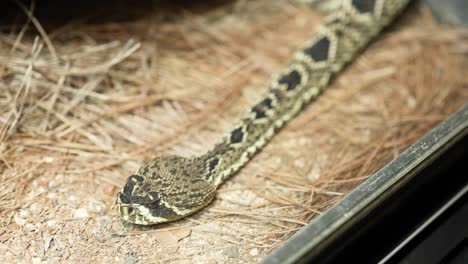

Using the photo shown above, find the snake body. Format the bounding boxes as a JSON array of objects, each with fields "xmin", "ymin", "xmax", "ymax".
[{"xmin": 116, "ymin": 0, "xmax": 410, "ymax": 225}]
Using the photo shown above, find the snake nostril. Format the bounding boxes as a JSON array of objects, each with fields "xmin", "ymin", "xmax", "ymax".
[{"xmin": 127, "ymin": 207, "xmax": 134, "ymax": 215}]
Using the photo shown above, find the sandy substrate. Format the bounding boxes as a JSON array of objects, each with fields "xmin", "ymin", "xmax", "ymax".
[{"xmin": 1, "ymin": 0, "xmax": 467, "ymax": 263}]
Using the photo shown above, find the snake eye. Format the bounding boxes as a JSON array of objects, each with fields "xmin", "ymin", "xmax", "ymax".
[{"xmin": 127, "ymin": 207, "xmax": 134, "ymax": 215}]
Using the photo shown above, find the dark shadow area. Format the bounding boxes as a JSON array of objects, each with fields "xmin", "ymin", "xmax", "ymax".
[
  {"xmin": 0, "ymin": 0, "xmax": 235, "ymax": 32},
  {"xmin": 309, "ymin": 130, "xmax": 468, "ymax": 264}
]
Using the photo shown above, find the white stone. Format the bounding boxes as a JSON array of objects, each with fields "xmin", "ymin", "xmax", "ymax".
[
  {"xmin": 42, "ymin": 156, "xmax": 55, "ymax": 163},
  {"xmin": 14, "ymin": 214, "xmax": 26, "ymax": 226},
  {"xmin": 74, "ymin": 208, "xmax": 89, "ymax": 218},
  {"xmin": 249, "ymin": 248, "xmax": 259, "ymax": 256}
]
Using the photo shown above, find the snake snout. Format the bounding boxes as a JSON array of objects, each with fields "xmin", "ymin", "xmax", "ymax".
[{"xmin": 116, "ymin": 201, "xmax": 136, "ymax": 219}]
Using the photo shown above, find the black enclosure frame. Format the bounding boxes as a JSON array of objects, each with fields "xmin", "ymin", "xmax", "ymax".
[{"xmin": 262, "ymin": 105, "xmax": 468, "ymax": 264}]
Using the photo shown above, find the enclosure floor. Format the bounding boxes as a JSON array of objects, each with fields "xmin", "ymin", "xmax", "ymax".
[{"xmin": 1, "ymin": 0, "xmax": 467, "ymax": 263}]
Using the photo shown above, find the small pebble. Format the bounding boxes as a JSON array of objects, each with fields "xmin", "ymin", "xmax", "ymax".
[
  {"xmin": 123, "ymin": 254, "xmax": 139, "ymax": 264},
  {"xmin": 43, "ymin": 233, "xmax": 53, "ymax": 250},
  {"xmin": 14, "ymin": 214, "xmax": 26, "ymax": 226},
  {"xmin": 74, "ymin": 208, "xmax": 89, "ymax": 218},
  {"xmin": 222, "ymin": 246, "xmax": 239, "ymax": 258},
  {"xmin": 43, "ymin": 156, "xmax": 55, "ymax": 163},
  {"xmin": 249, "ymin": 248, "xmax": 259, "ymax": 256},
  {"xmin": 95, "ymin": 233, "xmax": 107, "ymax": 243},
  {"xmin": 307, "ymin": 166, "xmax": 321, "ymax": 181},
  {"xmin": 46, "ymin": 220, "xmax": 56, "ymax": 227}
]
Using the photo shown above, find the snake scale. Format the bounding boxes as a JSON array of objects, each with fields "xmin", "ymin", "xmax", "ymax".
[{"xmin": 116, "ymin": 0, "xmax": 411, "ymax": 225}]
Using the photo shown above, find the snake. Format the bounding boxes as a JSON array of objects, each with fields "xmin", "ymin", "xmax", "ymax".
[{"xmin": 116, "ymin": 0, "xmax": 411, "ymax": 225}]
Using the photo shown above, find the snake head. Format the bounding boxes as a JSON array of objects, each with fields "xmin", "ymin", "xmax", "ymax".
[
  {"xmin": 116, "ymin": 155, "xmax": 216, "ymax": 225},
  {"xmin": 116, "ymin": 174, "xmax": 170, "ymax": 225}
]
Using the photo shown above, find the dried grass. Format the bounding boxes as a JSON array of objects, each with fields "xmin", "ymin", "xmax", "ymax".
[{"xmin": 1, "ymin": 0, "xmax": 467, "ymax": 263}]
